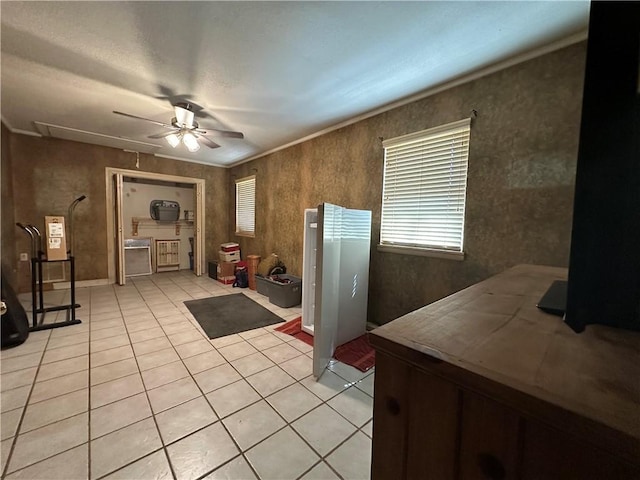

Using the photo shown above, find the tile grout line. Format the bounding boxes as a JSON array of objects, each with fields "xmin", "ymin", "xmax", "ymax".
[
  {"xmin": 157, "ymin": 274, "xmax": 264, "ymax": 480},
  {"xmin": 1, "ymin": 321, "xmax": 55, "ymax": 478},
  {"xmin": 148, "ymin": 272, "xmax": 320, "ymax": 479},
  {"xmin": 163, "ymin": 274, "xmax": 260, "ymax": 480},
  {"xmin": 158, "ymin": 274, "xmax": 281, "ymax": 480},
  {"xmin": 181, "ymin": 285, "xmax": 326, "ymax": 479},
  {"xmin": 139, "ymin": 274, "xmax": 322, "ymax": 478},
  {"xmin": 123, "ymin": 277, "xmax": 179, "ymax": 480},
  {"xmin": 87, "ymin": 286, "xmax": 94, "ymax": 480},
  {"xmin": 194, "ymin": 277, "xmax": 367, "ymax": 478},
  {"xmin": 90, "ymin": 282, "xmax": 176, "ymax": 479}
]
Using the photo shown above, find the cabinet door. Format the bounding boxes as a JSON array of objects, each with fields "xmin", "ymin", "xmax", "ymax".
[
  {"xmin": 406, "ymin": 368, "xmax": 459, "ymax": 479},
  {"xmin": 371, "ymin": 352, "xmax": 410, "ymax": 480},
  {"xmin": 459, "ymin": 391, "xmax": 521, "ymax": 480},
  {"xmin": 521, "ymin": 420, "xmax": 640, "ymax": 480}
]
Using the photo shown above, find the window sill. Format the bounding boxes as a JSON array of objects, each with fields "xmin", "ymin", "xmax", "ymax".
[
  {"xmin": 377, "ymin": 244, "xmax": 465, "ymax": 261},
  {"xmin": 235, "ymin": 232, "xmax": 255, "ymax": 238}
]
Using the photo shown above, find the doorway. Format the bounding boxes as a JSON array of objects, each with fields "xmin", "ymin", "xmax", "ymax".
[{"xmin": 105, "ymin": 167, "xmax": 206, "ymax": 285}]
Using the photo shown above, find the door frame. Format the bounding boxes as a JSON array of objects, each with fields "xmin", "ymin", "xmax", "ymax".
[{"xmin": 105, "ymin": 167, "xmax": 206, "ymax": 283}]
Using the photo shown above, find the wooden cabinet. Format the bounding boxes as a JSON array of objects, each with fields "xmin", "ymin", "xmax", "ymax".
[
  {"xmin": 407, "ymin": 367, "xmax": 459, "ymax": 478},
  {"xmin": 458, "ymin": 391, "xmax": 521, "ymax": 480},
  {"xmin": 370, "ymin": 265, "xmax": 640, "ymax": 480},
  {"xmin": 155, "ymin": 239, "xmax": 180, "ymax": 272}
]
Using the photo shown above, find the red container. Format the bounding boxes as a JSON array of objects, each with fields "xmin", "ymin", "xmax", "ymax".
[{"xmin": 220, "ymin": 242, "xmax": 240, "ymax": 252}]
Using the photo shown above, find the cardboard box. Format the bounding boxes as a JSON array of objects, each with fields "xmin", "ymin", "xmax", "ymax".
[
  {"xmin": 217, "ymin": 276, "xmax": 235, "ymax": 285},
  {"xmin": 219, "ymin": 250, "xmax": 241, "ymax": 262},
  {"xmin": 217, "ymin": 261, "xmax": 237, "ymax": 278},
  {"xmin": 45, "ymin": 216, "xmax": 67, "ymax": 260}
]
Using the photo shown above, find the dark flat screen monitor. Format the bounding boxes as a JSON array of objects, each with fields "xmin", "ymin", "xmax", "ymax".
[{"xmin": 537, "ymin": 2, "xmax": 640, "ymax": 333}]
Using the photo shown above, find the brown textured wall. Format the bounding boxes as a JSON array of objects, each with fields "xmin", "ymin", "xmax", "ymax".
[
  {"xmin": 1, "ymin": 123, "xmax": 18, "ymax": 286},
  {"xmin": 8, "ymin": 136, "xmax": 228, "ymax": 292},
  {"xmin": 229, "ymin": 42, "xmax": 586, "ymax": 325}
]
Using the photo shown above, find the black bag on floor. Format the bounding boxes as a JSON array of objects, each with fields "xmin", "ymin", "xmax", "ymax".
[
  {"xmin": 233, "ymin": 268, "xmax": 249, "ymax": 288},
  {"xmin": 1, "ymin": 271, "xmax": 29, "ymax": 349}
]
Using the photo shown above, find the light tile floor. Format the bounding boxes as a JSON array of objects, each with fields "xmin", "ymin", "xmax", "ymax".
[{"xmin": 0, "ymin": 271, "xmax": 374, "ymax": 480}]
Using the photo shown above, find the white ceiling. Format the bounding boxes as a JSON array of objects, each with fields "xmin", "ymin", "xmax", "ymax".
[{"xmin": 1, "ymin": 1, "xmax": 589, "ymax": 167}]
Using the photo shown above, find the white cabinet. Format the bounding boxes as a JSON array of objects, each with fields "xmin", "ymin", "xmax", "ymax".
[{"xmin": 155, "ymin": 239, "xmax": 180, "ymax": 272}]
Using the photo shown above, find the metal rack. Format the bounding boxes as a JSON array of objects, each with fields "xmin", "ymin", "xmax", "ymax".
[{"xmin": 16, "ymin": 223, "xmax": 82, "ymax": 331}]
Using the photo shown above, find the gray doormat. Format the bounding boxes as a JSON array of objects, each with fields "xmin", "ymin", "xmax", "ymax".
[{"xmin": 184, "ymin": 293, "xmax": 284, "ymax": 339}]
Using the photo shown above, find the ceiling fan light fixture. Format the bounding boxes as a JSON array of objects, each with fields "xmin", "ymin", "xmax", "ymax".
[
  {"xmin": 175, "ymin": 104, "xmax": 195, "ymax": 128},
  {"xmin": 166, "ymin": 133, "xmax": 181, "ymax": 148},
  {"xmin": 182, "ymin": 132, "xmax": 200, "ymax": 152}
]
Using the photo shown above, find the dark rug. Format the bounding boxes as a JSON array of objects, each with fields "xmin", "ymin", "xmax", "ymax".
[
  {"xmin": 184, "ymin": 293, "xmax": 284, "ymax": 339},
  {"xmin": 275, "ymin": 317, "xmax": 375, "ymax": 372}
]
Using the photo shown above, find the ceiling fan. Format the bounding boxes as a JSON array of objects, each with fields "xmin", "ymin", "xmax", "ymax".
[{"xmin": 113, "ymin": 103, "xmax": 244, "ymax": 152}]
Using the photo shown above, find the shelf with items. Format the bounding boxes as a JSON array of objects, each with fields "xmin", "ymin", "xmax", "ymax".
[{"xmin": 131, "ymin": 217, "xmax": 194, "ymax": 237}]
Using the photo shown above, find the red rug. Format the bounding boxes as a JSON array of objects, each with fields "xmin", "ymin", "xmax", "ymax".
[
  {"xmin": 334, "ymin": 334, "xmax": 376, "ymax": 372},
  {"xmin": 275, "ymin": 317, "xmax": 375, "ymax": 372},
  {"xmin": 274, "ymin": 317, "xmax": 313, "ymax": 346}
]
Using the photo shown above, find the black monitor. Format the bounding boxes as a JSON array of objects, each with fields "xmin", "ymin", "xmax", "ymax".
[{"xmin": 539, "ymin": 1, "xmax": 640, "ymax": 333}]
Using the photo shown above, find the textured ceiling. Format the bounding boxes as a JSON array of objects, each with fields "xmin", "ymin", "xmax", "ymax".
[{"xmin": 1, "ymin": 1, "xmax": 589, "ymax": 167}]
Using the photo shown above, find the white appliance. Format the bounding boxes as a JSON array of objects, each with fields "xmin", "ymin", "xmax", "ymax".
[
  {"xmin": 303, "ymin": 203, "xmax": 372, "ymax": 379},
  {"xmin": 124, "ymin": 237, "xmax": 152, "ymax": 276},
  {"xmin": 302, "ymin": 209, "xmax": 318, "ymax": 336}
]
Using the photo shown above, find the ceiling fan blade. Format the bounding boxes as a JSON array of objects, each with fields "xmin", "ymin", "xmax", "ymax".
[
  {"xmin": 197, "ymin": 135, "xmax": 221, "ymax": 149},
  {"xmin": 148, "ymin": 130, "xmax": 179, "ymax": 139},
  {"xmin": 196, "ymin": 127, "xmax": 244, "ymax": 139},
  {"xmin": 113, "ymin": 111, "xmax": 174, "ymax": 129}
]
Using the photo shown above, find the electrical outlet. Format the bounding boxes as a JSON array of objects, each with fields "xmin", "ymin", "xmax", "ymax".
[{"xmin": 19, "ymin": 252, "xmax": 29, "ymax": 261}]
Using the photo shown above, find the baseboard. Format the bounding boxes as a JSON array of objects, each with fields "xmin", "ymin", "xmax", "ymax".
[{"xmin": 53, "ymin": 278, "xmax": 110, "ymax": 290}]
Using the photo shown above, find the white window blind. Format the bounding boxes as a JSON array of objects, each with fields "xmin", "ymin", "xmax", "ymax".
[
  {"xmin": 380, "ymin": 118, "xmax": 471, "ymax": 253},
  {"xmin": 235, "ymin": 175, "xmax": 255, "ymax": 237}
]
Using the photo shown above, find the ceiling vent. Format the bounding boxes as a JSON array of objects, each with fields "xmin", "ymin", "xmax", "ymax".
[{"xmin": 33, "ymin": 121, "xmax": 161, "ymax": 154}]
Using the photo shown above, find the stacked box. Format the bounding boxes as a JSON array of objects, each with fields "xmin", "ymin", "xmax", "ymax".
[
  {"xmin": 220, "ymin": 242, "xmax": 240, "ymax": 252},
  {"xmin": 217, "ymin": 276, "xmax": 235, "ymax": 285},
  {"xmin": 219, "ymin": 250, "xmax": 241, "ymax": 262},
  {"xmin": 218, "ymin": 261, "xmax": 237, "ymax": 278}
]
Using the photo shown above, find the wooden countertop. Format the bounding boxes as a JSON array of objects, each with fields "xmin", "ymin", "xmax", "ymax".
[{"xmin": 369, "ymin": 264, "xmax": 640, "ymax": 458}]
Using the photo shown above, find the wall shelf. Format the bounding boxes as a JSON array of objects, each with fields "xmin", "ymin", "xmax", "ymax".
[{"xmin": 131, "ymin": 217, "xmax": 193, "ymax": 236}]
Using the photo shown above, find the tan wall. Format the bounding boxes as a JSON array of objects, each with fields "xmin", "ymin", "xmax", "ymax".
[
  {"xmin": 1, "ymin": 123, "xmax": 18, "ymax": 287},
  {"xmin": 7, "ymin": 136, "xmax": 229, "ymax": 292},
  {"xmin": 229, "ymin": 42, "xmax": 586, "ymax": 325}
]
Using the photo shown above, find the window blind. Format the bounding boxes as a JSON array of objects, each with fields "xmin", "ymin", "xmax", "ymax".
[
  {"xmin": 235, "ymin": 176, "xmax": 255, "ymax": 237},
  {"xmin": 381, "ymin": 118, "xmax": 471, "ymax": 252}
]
